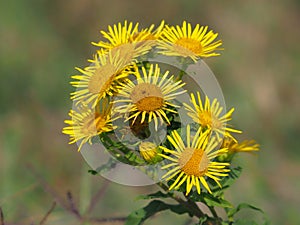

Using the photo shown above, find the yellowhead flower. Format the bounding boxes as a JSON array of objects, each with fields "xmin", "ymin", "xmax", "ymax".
[
  {"xmin": 157, "ymin": 21, "xmax": 223, "ymax": 61},
  {"xmin": 113, "ymin": 64, "xmax": 186, "ymax": 130},
  {"xmin": 92, "ymin": 21, "xmax": 163, "ymax": 63},
  {"xmin": 221, "ymin": 138, "xmax": 260, "ymax": 153},
  {"xmin": 184, "ymin": 92, "xmax": 241, "ymax": 140},
  {"xmin": 139, "ymin": 141, "xmax": 159, "ymax": 162},
  {"xmin": 131, "ymin": 20, "xmax": 165, "ymax": 43},
  {"xmin": 70, "ymin": 50, "xmax": 134, "ymax": 108},
  {"xmin": 159, "ymin": 125, "xmax": 230, "ymax": 195},
  {"xmin": 62, "ymin": 99, "xmax": 116, "ymax": 151}
]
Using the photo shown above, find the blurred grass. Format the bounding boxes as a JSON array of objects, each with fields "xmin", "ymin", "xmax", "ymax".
[{"xmin": 0, "ymin": 0, "xmax": 300, "ymax": 224}]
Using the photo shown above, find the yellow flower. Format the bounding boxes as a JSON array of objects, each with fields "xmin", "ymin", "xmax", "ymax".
[
  {"xmin": 159, "ymin": 125, "xmax": 230, "ymax": 195},
  {"xmin": 92, "ymin": 21, "xmax": 163, "ymax": 63},
  {"xmin": 157, "ymin": 21, "xmax": 223, "ymax": 61},
  {"xmin": 62, "ymin": 99, "xmax": 116, "ymax": 151},
  {"xmin": 70, "ymin": 50, "xmax": 134, "ymax": 108},
  {"xmin": 139, "ymin": 141, "xmax": 160, "ymax": 162},
  {"xmin": 113, "ymin": 64, "xmax": 186, "ymax": 130},
  {"xmin": 221, "ymin": 138, "xmax": 260, "ymax": 153},
  {"xmin": 131, "ymin": 20, "xmax": 165, "ymax": 43},
  {"xmin": 184, "ymin": 92, "xmax": 241, "ymax": 140}
]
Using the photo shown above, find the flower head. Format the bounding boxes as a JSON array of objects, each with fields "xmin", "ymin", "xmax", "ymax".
[
  {"xmin": 113, "ymin": 64, "xmax": 186, "ymax": 130},
  {"xmin": 139, "ymin": 141, "xmax": 161, "ymax": 163},
  {"xmin": 184, "ymin": 92, "xmax": 241, "ymax": 140},
  {"xmin": 221, "ymin": 138, "xmax": 260, "ymax": 154},
  {"xmin": 159, "ymin": 125, "xmax": 230, "ymax": 195},
  {"xmin": 92, "ymin": 21, "xmax": 161, "ymax": 64},
  {"xmin": 70, "ymin": 50, "xmax": 134, "ymax": 107},
  {"xmin": 157, "ymin": 21, "xmax": 223, "ymax": 61},
  {"xmin": 62, "ymin": 99, "xmax": 116, "ymax": 151},
  {"xmin": 131, "ymin": 20, "xmax": 165, "ymax": 43}
]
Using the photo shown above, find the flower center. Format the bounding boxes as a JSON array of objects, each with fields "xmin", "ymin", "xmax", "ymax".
[
  {"xmin": 111, "ymin": 43, "xmax": 135, "ymax": 64},
  {"xmin": 88, "ymin": 63, "xmax": 116, "ymax": 94},
  {"xmin": 199, "ymin": 111, "xmax": 222, "ymax": 129},
  {"xmin": 130, "ymin": 83, "xmax": 164, "ymax": 111},
  {"xmin": 178, "ymin": 148, "xmax": 210, "ymax": 177},
  {"xmin": 199, "ymin": 111, "xmax": 212, "ymax": 127},
  {"xmin": 81, "ymin": 113, "xmax": 107, "ymax": 135},
  {"xmin": 175, "ymin": 38, "xmax": 203, "ymax": 55}
]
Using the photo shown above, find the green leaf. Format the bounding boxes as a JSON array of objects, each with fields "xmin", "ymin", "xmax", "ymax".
[
  {"xmin": 189, "ymin": 192, "xmax": 232, "ymax": 209},
  {"xmin": 197, "ymin": 215, "xmax": 208, "ymax": 225},
  {"xmin": 89, "ymin": 157, "xmax": 117, "ymax": 175},
  {"xmin": 125, "ymin": 200, "xmax": 192, "ymax": 225},
  {"xmin": 233, "ymin": 218, "xmax": 271, "ymax": 225},
  {"xmin": 87, "ymin": 170, "xmax": 98, "ymax": 175},
  {"xmin": 135, "ymin": 191, "xmax": 173, "ymax": 201},
  {"xmin": 233, "ymin": 219, "xmax": 259, "ymax": 225},
  {"xmin": 99, "ymin": 132, "xmax": 146, "ymax": 166},
  {"xmin": 221, "ymin": 222, "xmax": 231, "ymax": 225},
  {"xmin": 226, "ymin": 203, "xmax": 270, "ymax": 225},
  {"xmin": 212, "ymin": 167, "xmax": 243, "ymax": 197},
  {"xmin": 202, "ymin": 193, "xmax": 233, "ymax": 208},
  {"xmin": 197, "ymin": 216, "xmax": 225, "ymax": 225},
  {"xmin": 227, "ymin": 203, "xmax": 264, "ymax": 218},
  {"xmin": 125, "ymin": 151, "xmax": 145, "ymax": 164}
]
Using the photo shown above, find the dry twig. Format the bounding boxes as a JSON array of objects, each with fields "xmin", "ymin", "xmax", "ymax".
[
  {"xmin": 86, "ymin": 179, "xmax": 110, "ymax": 214},
  {"xmin": 0, "ymin": 207, "xmax": 4, "ymax": 225},
  {"xmin": 66, "ymin": 191, "xmax": 81, "ymax": 219},
  {"xmin": 26, "ymin": 164, "xmax": 128, "ymax": 224},
  {"xmin": 39, "ymin": 202, "xmax": 56, "ymax": 225},
  {"xmin": 26, "ymin": 164, "xmax": 69, "ymax": 210}
]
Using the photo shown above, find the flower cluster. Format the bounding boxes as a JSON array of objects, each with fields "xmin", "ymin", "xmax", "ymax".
[{"xmin": 63, "ymin": 20, "xmax": 259, "ymax": 196}]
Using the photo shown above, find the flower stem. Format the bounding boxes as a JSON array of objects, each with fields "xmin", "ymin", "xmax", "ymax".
[
  {"xmin": 157, "ymin": 182, "xmax": 205, "ymax": 219},
  {"xmin": 207, "ymin": 206, "xmax": 222, "ymax": 225}
]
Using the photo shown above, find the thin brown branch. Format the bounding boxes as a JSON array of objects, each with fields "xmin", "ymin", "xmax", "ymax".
[
  {"xmin": 26, "ymin": 164, "xmax": 130, "ymax": 224},
  {"xmin": 39, "ymin": 202, "xmax": 56, "ymax": 225},
  {"xmin": 26, "ymin": 164, "xmax": 69, "ymax": 210},
  {"xmin": 87, "ymin": 216, "xmax": 127, "ymax": 223},
  {"xmin": 0, "ymin": 208, "xmax": 21, "ymax": 225},
  {"xmin": 86, "ymin": 179, "xmax": 110, "ymax": 214},
  {"xmin": 26, "ymin": 164, "xmax": 85, "ymax": 221},
  {"xmin": 0, "ymin": 207, "xmax": 4, "ymax": 225},
  {"xmin": 66, "ymin": 192, "xmax": 81, "ymax": 219},
  {"xmin": 0, "ymin": 183, "xmax": 38, "ymax": 205}
]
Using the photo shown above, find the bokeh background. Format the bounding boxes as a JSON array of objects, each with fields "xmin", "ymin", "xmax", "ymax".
[{"xmin": 1, "ymin": 0, "xmax": 300, "ymax": 224}]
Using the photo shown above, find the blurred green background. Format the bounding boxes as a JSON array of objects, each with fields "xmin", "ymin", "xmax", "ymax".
[{"xmin": 1, "ymin": 0, "xmax": 300, "ymax": 224}]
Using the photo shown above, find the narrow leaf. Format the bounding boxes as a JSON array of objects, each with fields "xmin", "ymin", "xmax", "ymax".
[
  {"xmin": 136, "ymin": 191, "xmax": 173, "ymax": 200},
  {"xmin": 227, "ymin": 203, "xmax": 264, "ymax": 218},
  {"xmin": 125, "ymin": 200, "xmax": 192, "ymax": 225}
]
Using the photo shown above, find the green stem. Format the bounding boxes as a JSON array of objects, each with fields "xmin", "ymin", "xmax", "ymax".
[
  {"xmin": 156, "ymin": 181, "xmax": 224, "ymax": 225},
  {"xmin": 156, "ymin": 182, "xmax": 205, "ymax": 219},
  {"xmin": 177, "ymin": 69, "xmax": 186, "ymax": 81},
  {"xmin": 176, "ymin": 57, "xmax": 191, "ymax": 81},
  {"xmin": 210, "ymin": 206, "xmax": 218, "ymax": 218}
]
